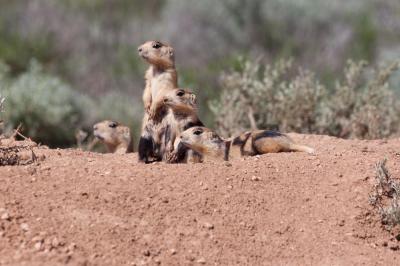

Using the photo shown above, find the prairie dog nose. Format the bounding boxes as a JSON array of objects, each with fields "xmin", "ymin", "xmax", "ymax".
[{"xmin": 138, "ymin": 47, "xmax": 142, "ymax": 52}]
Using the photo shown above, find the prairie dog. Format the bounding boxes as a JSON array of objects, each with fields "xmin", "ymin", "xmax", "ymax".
[
  {"xmin": 139, "ymin": 89, "xmax": 204, "ymax": 163},
  {"xmin": 93, "ymin": 120, "xmax": 133, "ymax": 154},
  {"xmin": 137, "ymin": 40, "xmax": 177, "ymax": 163},
  {"xmin": 178, "ymin": 127, "xmax": 315, "ymax": 162},
  {"xmin": 138, "ymin": 40, "xmax": 177, "ymax": 118},
  {"xmin": 161, "ymin": 89, "xmax": 204, "ymax": 163}
]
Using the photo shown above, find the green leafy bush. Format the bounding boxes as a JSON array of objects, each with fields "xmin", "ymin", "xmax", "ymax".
[
  {"xmin": 0, "ymin": 60, "xmax": 142, "ymax": 148},
  {"xmin": 210, "ymin": 58, "xmax": 400, "ymax": 139},
  {"xmin": 1, "ymin": 60, "xmax": 86, "ymax": 147}
]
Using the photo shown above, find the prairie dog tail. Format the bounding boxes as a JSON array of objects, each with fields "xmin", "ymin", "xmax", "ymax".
[{"xmin": 289, "ymin": 143, "xmax": 315, "ymax": 155}]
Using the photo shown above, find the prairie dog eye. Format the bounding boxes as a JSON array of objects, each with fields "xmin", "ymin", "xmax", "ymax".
[
  {"xmin": 176, "ymin": 90, "xmax": 185, "ymax": 97},
  {"xmin": 109, "ymin": 122, "xmax": 118, "ymax": 128},
  {"xmin": 193, "ymin": 129, "xmax": 203, "ymax": 135},
  {"xmin": 152, "ymin": 42, "xmax": 161, "ymax": 49}
]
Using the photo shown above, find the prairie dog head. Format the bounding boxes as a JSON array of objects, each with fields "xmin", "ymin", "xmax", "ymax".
[
  {"xmin": 162, "ymin": 89, "xmax": 197, "ymax": 112},
  {"xmin": 137, "ymin": 40, "xmax": 175, "ymax": 69},
  {"xmin": 179, "ymin": 127, "xmax": 224, "ymax": 156},
  {"xmin": 93, "ymin": 120, "xmax": 131, "ymax": 153}
]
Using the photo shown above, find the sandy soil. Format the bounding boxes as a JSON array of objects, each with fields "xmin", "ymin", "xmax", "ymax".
[{"xmin": 1, "ymin": 134, "xmax": 400, "ymax": 265}]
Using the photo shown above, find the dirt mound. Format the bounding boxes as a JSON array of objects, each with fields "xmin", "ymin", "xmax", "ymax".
[{"xmin": 1, "ymin": 134, "xmax": 400, "ymax": 265}]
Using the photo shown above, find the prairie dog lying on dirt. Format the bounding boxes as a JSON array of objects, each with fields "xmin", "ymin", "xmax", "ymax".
[
  {"xmin": 178, "ymin": 127, "xmax": 315, "ymax": 161},
  {"xmin": 93, "ymin": 120, "xmax": 133, "ymax": 154}
]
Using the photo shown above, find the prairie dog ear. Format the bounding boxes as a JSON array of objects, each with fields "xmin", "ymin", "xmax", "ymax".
[
  {"xmin": 168, "ymin": 47, "xmax": 174, "ymax": 58},
  {"xmin": 208, "ymin": 131, "xmax": 220, "ymax": 141},
  {"xmin": 123, "ymin": 128, "xmax": 130, "ymax": 138},
  {"xmin": 190, "ymin": 94, "xmax": 197, "ymax": 105}
]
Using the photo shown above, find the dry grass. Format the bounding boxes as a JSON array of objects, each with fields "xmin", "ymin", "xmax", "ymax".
[{"xmin": 369, "ymin": 159, "xmax": 400, "ymax": 229}]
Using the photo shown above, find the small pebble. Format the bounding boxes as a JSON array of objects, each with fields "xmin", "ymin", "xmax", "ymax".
[
  {"xmin": 162, "ymin": 198, "xmax": 169, "ymax": 203},
  {"xmin": 1, "ymin": 213, "xmax": 10, "ymax": 220},
  {"xmin": 224, "ymin": 162, "xmax": 232, "ymax": 167},
  {"xmin": 204, "ymin": 222, "xmax": 214, "ymax": 230},
  {"xmin": 197, "ymin": 257, "xmax": 206, "ymax": 264},
  {"xmin": 251, "ymin": 176, "xmax": 261, "ymax": 181},
  {"xmin": 51, "ymin": 237, "xmax": 60, "ymax": 247},
  {"xmin": 20, "ymin": 223, "xmax": 29, "ymax": 231},
  {"xmin": 34, "ymin": 242, "xmax": 42, "ymax": 251}
]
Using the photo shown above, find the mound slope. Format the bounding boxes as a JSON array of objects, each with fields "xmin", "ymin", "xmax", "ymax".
[{"xmin": 1, "ymin": 134, "xmax": 400, "ymax": 265}]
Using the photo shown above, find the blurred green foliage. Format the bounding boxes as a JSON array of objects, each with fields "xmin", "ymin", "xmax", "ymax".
[
  {"xmin": 0, "ymin": 60, "xmax": 139, "ymax": 147},
  {"xmin": 0, "ymin": 24, "xmax": 55, "ymax": 76},
  {"xmin": 351, "ymin": 13, "xmax": 377, "ymax": 61},
  {"xmin": 1, "ymin": 60, "xmax": 84, "ymax": 146},
  {"xmin": 0, "ymin": 0, "xmax": 399, "ymax": 146}
]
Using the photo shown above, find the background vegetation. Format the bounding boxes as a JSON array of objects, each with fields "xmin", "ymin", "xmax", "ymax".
[{"xmin": 0, "ymin": 0, "xmax": 399, "ymax": 147}]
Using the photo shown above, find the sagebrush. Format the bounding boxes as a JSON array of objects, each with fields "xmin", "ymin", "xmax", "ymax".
[
  {"xmin": 210, "ymin": 59, "xmax": 400, "ymax": 139},
  {"xmin": 1, "ymin": 60, "xmax": 84, "ymax": 147}
]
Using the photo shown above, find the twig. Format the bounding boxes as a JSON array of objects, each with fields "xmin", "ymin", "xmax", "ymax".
[
  {"xmin": 248, "ymin": 106, "xmax": 258, "ymax": 131},
  {"xmin": 12, "ymin": 124, "xmax": 30, "ymax": 140}
]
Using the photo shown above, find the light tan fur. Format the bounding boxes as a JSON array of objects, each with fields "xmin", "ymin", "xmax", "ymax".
[
  {"xmin": 162, "ymin": 89, "xmax": 197, "ymax": 114},
  {"xmin": 178, "ymin": 127, "xmax": 315, "ymax": 162},
  {"xmin": 138, "ymin": 40, "xmax": 177, "ymax": 120},
  {"xmin": 93, "ymin": 120, "xmax": 133, "ymax": 154}
]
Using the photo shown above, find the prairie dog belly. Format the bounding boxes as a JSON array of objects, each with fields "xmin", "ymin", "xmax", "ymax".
[{"xmin": 151, "ymin": 75, "xmax": 174, "ymax": 101}]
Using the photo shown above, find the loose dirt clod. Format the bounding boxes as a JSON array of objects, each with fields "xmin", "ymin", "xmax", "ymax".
[
  {"xmin": 170, "ymin": 249, "xmax": 177, "ymax": 255},
  {"xmin": 1, "ymin": 212, "xmax": 10, "ymax": 220},
  {"xmin": 197, "ymin": 257, "xmax": 206, "ymax": 264},
  {"xmin": 203, "ymin": 222, "xmax": 214, "ymax": 230}
]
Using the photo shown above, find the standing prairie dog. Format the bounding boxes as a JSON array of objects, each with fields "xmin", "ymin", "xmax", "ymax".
[
  {"xmin": 138, "ymin": 40, "xmax": 177, "ymax": 118},
  {"xmin": 93, "ymin": 120, "xmax": 133, "ymax": 154},
  {"xmin": 178, "ymin": 127, "xmax": 315, "ymax": 162},
  {"xmin": 137, "ymin": 40, "xmax": 177, "ymax": 163}
]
